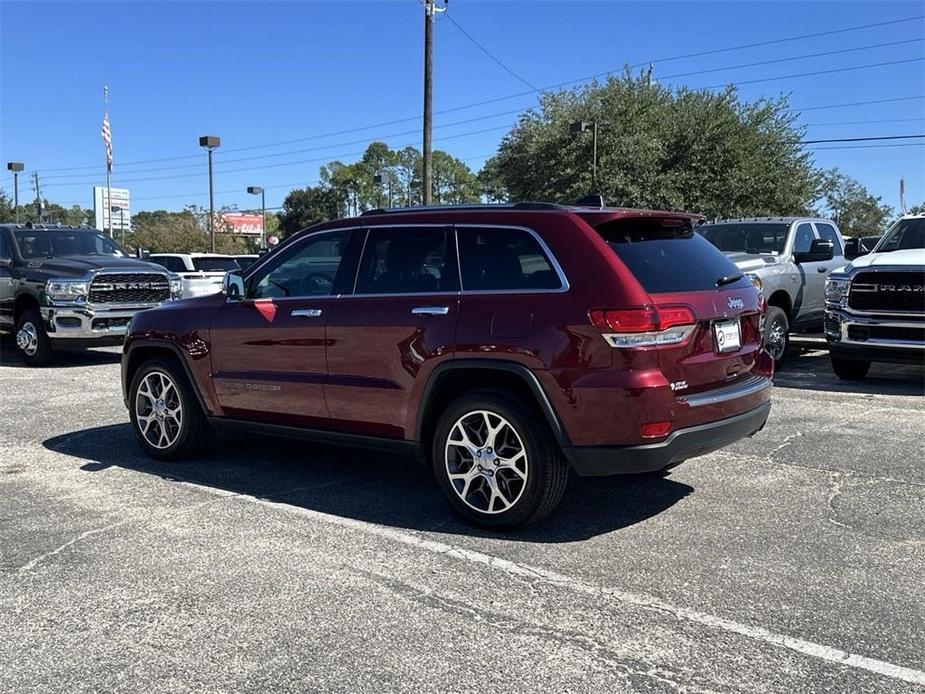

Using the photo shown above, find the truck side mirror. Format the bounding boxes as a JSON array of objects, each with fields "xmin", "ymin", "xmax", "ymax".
[
  {"xmin": 794, "ymin": 239, "xmax": 834, "ymax": 264},
  {"xmin": 844, "ymin": 238, "xmax": 859, "ymax": 261},
  {"xmin": 223, "ymin": 269, "xmax": 246, "ymax": 300}
]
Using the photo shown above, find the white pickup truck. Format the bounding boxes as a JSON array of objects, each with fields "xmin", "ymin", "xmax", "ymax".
[
  {"xmin": 700, "ymin": 217, "xmax": 845, "ymax": 367},
  {"xmin": 823, "ymin": 214, "xmax": 925, "ymax": 379}
]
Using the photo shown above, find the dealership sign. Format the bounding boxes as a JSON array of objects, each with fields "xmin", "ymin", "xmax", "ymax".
[
  {"xmin": 221, "ymin": 212, "xmax": 263, "ymax": 235},
  {"xmin": 93, "ymin": 186, "xmax": 130, "ymax": 232}
]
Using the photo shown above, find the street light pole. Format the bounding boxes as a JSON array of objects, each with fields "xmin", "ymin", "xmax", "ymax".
[
  {"xmin": 247, "ymin": 186, "xmax": 266, "ymax": 249},
  {"xmin": 570, "ymin": 120, "xmax": 599, "ymax": 192},
  {"xmin": 6, "ymin": 162, "xmax": 24, "ymax": 223},
  {"xmin": 199, "ymin": 136, "xmax": 221, "ymax": 253}
]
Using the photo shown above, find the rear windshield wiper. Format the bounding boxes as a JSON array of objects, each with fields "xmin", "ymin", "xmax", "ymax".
[{"xmin": 716, "ymin": 273, "xmax": 743, "ymax": 287}]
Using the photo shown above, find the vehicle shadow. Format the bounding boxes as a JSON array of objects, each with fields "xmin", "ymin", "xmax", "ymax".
[
  {"xmin": 0, "ymin": 337, "xmax": 122, "ymax": 368},
  {"xmin": 45, "ymin": 423, "xmax": 692, "ymax": 544},
  {"xmin": 776, "ymin": 344, "xmax": 925, "ymax": 397}
]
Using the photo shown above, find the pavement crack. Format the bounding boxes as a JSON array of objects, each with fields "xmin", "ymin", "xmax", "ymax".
[
  {"xmin": 15, "ymin": 521, "xmax": 126, "ymax": 575},
  {"xmin": 351, "ymin": 566, "xmax": 722, "ymax": 693}
]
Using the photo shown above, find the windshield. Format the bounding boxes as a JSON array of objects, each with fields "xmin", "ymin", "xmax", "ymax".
[
  {"xmin": 13, "ymin": 230, "xmax": 126, "ymax": 259},
  {"xmin": 193, "ymin": 257, "xmax": 240, "ymax": 272},
  {"xmin": 595, "ymin": 216, "xmax": 750, "ymax": 293},
  {"xmin": 700, "ymin": 222, "xmax": 789, "ymax": 255},
  {"xmin": 873, "ymin": 217, "xmax": 924, "ymax": 253}
]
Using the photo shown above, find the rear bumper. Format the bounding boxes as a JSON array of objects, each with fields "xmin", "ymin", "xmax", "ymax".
[{"xmin": 563, "ymin": 401, "xmax": 771, "ymax": 476}]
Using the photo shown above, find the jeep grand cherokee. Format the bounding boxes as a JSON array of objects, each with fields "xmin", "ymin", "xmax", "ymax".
[{"xmin": 121, "ymin": 203, "xmax": 773, "ymax": 528}]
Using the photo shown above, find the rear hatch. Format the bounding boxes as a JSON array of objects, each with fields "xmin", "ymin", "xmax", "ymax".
[{"xmin": 588, "ymin": 214, "xmax": 765, "ymax": 396}]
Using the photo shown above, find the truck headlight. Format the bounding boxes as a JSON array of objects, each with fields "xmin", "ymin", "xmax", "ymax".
[
  {"xmin": 168, "ymin": 274, "xmax": 183, "ymax": 299},
  {"xmin": 746, "ymin": 273, "xmax": 762, "ymax": 292},
  {"xmin": 825, "ymin": 277, "xmax": 850, "ymax": 304},
  {"xmin": 45, "ymin": 279, "xmax": 89, "ymax": 302}
]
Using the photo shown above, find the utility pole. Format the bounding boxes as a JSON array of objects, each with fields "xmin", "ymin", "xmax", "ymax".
[
  {"xmin": 422, "ymin": 0, "xmax": 446, "ymax": 206},
  {"xmin": 32, "ymin": 172, "xmax": 43, "ymax": 223}
]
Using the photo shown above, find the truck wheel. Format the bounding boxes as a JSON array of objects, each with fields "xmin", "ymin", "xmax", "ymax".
[
  {"xmin": 129, "ymin": 358, "xmax": 208, "ymax": 461},
  {"xmin": 831, "ymin": 357, "xmax": 870, "ymax": 381},
  {"xmin": 15, "ymin": 308, "xmax": 53, "ymax": 366},
  {"xmin": 764, "ymin": 306, "xmax": 789, "ymax": 369},
  {"xmin": 432, "ymin": 390, "xmax": 569, "ymax": 529}
]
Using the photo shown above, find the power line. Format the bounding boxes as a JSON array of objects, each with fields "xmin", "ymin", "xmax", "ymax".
[
  {"xmin": 444, "ymin": 13, "xmax": 540, "ymax": 91},
  {"xmin": 698, "ymin": 57, "xmax": 923, "ymax": 91},
  {"xmin": 798, "ymin": 95, "xmax": 924, "ymax": 111},
  {"xmin": 23, "ymin": 15, "xmax": 925, "ymax": 174},
  {"xmin": 808, "ymin": 142, "xmax": 925, "ymax": 150},
  {"xmin": 804, "ymin": 117, "xmax": 924, "ymax": 126},
  {"xmin": 801, "ymin": 134, "xmax": 924, "ymax": 144}
]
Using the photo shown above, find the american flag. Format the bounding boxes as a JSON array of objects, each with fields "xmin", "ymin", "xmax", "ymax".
[{"xmin": 101, "ymin": 110, "xmax": 112, "ymax": 171}]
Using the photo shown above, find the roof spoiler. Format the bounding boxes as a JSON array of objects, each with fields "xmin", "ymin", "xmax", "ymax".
[{"xmin": 573, "ymin": 194, "xmax": 604, "ymax": 209}]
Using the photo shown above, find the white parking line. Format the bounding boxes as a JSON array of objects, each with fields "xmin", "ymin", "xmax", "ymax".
[{"xmin": 183, "ymin": 480, "xmax": 925, "ymax": 687}]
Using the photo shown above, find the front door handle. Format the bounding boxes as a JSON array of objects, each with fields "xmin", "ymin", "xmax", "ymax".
[
  {"xmin": 291, "ymin": 308, "xmax": 323, "ymax": 318},
  {"xmin": 411, "ymin": 306, "xmax": 449, "ymax": 316},
  {"xmin": 817, "ymin": 266, "xmax": 828, "ymax": 273}
]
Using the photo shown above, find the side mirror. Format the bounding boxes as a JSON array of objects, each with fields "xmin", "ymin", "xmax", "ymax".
[
  {"xmin": 223, "ymin": 270, "xmax": 246, "ymax": 300},
  {"xmin": 794, "ymin": 239, "xmax": 834, "ymax": 264},
  {"xmin": 0, "ymin": 257, "xmax": 11, "ymax": 268},
  {"xmin": 844, "ymin": 238, "xmax": 859, "ymax": 261}
]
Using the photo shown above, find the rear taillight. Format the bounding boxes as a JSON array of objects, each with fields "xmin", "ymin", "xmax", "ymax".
[{"xmin": 589, "ymin": 306, "xmax": 696, "ymax": 348}]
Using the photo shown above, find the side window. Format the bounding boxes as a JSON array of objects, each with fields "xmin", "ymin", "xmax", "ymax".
[
  {"xmin": 814, "ymin": 223, "xmax": 843, "ymax": 255},
  {"xmin": 0, "ymin": 230, "xmax": 9, "ymax": 259},
  {"xmin": 792, "ymin": 223, "xmax": 816, "ymax": 254},
  {"xmin": 250, "ymin": 230, "xmax": 350, "ymax": 299},
  {"xmin": 457, "ymin": 227, "xmax": 561, "ymax": 291},
  {"xmin": 354, "ymin": 227, "xmax": 457, "ymax": 294}
]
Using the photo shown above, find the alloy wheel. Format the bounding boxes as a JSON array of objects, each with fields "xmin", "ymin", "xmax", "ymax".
[
  {"xmin": 16, "ymin": 321, "xmax": 39, "ymax": 356},
  {"xmin": 444, "ymin": 410, "xmax": 528, "ymax": 515},
  {"xmin": 135, "ymin": 370, "xmax": 183, "ymax": 450},
  {"xmin": 766, "ymin": 317, "xmax": 787, "ymax": 362}
]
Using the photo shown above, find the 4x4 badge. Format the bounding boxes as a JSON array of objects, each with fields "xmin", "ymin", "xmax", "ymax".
[{"xmin": 727, "ymin": 297, "xmax": 744, "ymax": 310}]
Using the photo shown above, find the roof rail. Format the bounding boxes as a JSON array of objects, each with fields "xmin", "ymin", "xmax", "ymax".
[{"xmin": 359, "ymin": 202, "xmax": 566, "ymax": 216}]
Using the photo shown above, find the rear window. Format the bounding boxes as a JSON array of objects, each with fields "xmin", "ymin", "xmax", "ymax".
[
  {"xmin": 193, "ymin": 257, "xmax": 239, "ymax": 272},
  {"xmin": 595, "ymin": 217, "xmax": 750, "ymax": 293},
  {"xmin": 875, "ymin": 217, "xmax": 925, "ymax": 252},
  {"xmin": 700, "ymin": 222, "xmax": 789, "ymax": 255}
]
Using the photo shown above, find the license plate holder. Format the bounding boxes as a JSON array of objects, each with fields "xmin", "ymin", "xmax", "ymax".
[{"xmin": 714, "ymin": 319, "xmax": 741, "ymax": 353}]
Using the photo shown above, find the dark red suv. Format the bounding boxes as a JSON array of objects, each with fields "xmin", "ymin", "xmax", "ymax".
[{"xmin": 122, "ymin": 203, "xmax": 772, "ymax": 527}]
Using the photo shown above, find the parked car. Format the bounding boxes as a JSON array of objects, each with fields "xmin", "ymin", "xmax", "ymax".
[
  {"xmin": 122, "ymin": 202, "xmax": 772, "ymax": 528},
  {"xmin": 233, "ymin": 254, "xmax": 260, "ymax": 270},
  {"xmin": 824, "ymin": 214, "xmax": 924, "ymax": 379},
  {"xmin": 0, "ymin": 223, "xmax": 180, "ymax": 365},
  {"xmin": 149, "ymin": 253, "xmax": 240, "ymax": 298},
  {"xmin": 700, "ymin": 217, "xmax": 845, "ymax": 367}
]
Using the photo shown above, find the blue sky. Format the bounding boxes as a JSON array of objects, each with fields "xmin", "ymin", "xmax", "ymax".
[{"xmin": 1, "ymin": 0, "xmax": 923, "ymax": 216}]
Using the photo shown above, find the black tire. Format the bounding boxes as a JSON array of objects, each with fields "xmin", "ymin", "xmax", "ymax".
[
  {"xmin": 15, "ymin": 308, "xmax": 53, "ymax": 366},
  {"xmin": 764, "ymin": 306, "xmax": 790, "ymax": 370},
  {"xmin": 128, "ymin": 358, "xmax": 209, "ymax": 460},
  {"xmin": 831, "ymin": 356, "xmax": 871, "ymax": 381},
  {"xmin": 431, "ymin": 390, "xmax": 569, "ymax": 529}
]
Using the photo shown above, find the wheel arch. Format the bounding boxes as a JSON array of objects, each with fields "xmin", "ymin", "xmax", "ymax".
[
  {"xmin": 122, "ymin": 340, "xmax": 211, "ymax": 416},
  {"xmin": 14, "ymin": 292, "xmax": 41, "ymax": 322},
  {"xmin": 415, "ymin": 360, "xmax": 570, "ymax": 461},
  {"xmin": 766, "ymin": 290, "xmax": 793, "ymax": 320}
]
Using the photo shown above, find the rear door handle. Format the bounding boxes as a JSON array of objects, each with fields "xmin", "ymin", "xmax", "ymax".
[
  {"xmin": 411, "ymin": 306, "xmax": 449, "ymax": 316},
  {"xmin": 291, "ymin": 308, "xmax": 323, "ymax": 318}
]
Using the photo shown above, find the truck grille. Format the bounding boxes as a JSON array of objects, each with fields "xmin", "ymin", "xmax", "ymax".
[
  {"xmin": 88, "ymin": 272, "xmax": 170, "ymax": 304},
  {"xmin": 847, "ymin": 271, "xmax": 925, "ymax": 313}
]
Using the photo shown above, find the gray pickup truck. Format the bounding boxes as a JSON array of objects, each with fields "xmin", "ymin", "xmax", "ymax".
[{"xmin": 700, "ymin": 217, "xmax": 845, "ymax": 367}]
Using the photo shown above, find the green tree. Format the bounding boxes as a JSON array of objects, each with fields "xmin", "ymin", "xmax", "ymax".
[
  {"xmin": 432, "ymin": 150, "xmax": 480, "ymax": 204},
  {"xmin": 0, "ymin": 190, "xmax": 94, "ymax": 226},
  {"xmin": 394, "ymin": 146, "xmax": 422, "ymax": 206},
  {"xmin": 277, "ymin": 186, "xmax": 342, "ymax": 237},
  {"xmin": 126, "ymin": 207, "xmax": 250, "ymax": 253},
  {"xmin": 476, "ymin": 157, "xmax": 508, "ymax": 202},
  {"xmin": 0, "ymin": 189, "xmax": 14, "ymax": 222},
  {"xmin": 485, "ymin": 71, "xmax": 817, "ymax": 217},
  {"xmin": 816, "ymin": 169, "xmax": 894, "ymax": 236}
]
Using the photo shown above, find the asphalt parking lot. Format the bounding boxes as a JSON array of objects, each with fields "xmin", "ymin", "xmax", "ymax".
[{"xmin": 1, "ymin": 339, "xmax": 923, "ymax": 693}]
